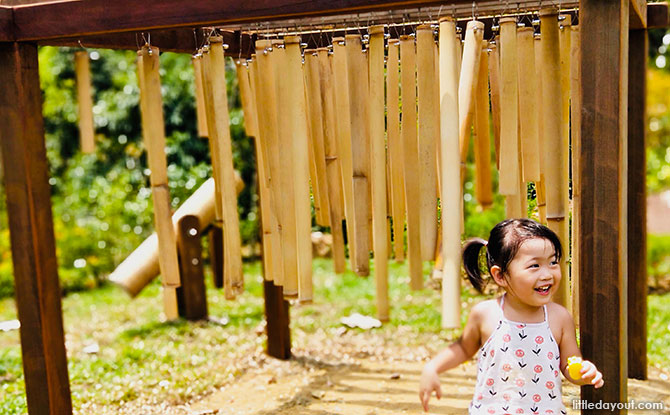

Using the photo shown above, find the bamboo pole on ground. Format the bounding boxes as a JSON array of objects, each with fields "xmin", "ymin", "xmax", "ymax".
[
  {"xmin": 202, "ymin": 37, "xmax": 244, "ymax": 298},
  {"xmin": 332, "ymin": 37, "xmax": 358, "ymax": 273},
  {"xmin": 534, "ymin": 35, "xmax": 548, "ymax": 224},
  {"xmin": 570, "ymin": 26, "xmax": 581, "ymax": 322},
  {"xmin": 368, "ymin": 25, "xmax": 389, "ymax": 321},
  {"xmin": 417, "ymin": 25, "xmax": 439, "ymax": 262},
  {"xmin": 192, "ymin": 53, "xmax": 208, "ymax": 138},
  {"xmin": 138, "ymin": 46, "xmax": 179, "ymax": 320},
  {"xmin": 458, "ymin": 21, "xmax": 484, "ymax": 179},
  {"xmin": 386, "ymin": 39, "xmax": 405, "ymax": 262},
  {"xmin": 275, "ymin": 43, "xmax": 299, "ymax": 298},
  {"xmin": 235, "ymin": 59, "xmax": 259, "ymax": 139},
  {"xmin": 488, "ymin": 41, "xmax": 502, "ymax": 170},
  {"xmin": 559, "ymin": 16, "xmax": 572, "ymax": 301},
  {"xmin": 305, "ymin": 50, "xmax": 332, "ymax": 230},
  {"xmin": 539, "ymin": 8, "xmax": 568, "ymax": 307},
  {"xmin": 75, "ymin": 50, "xmax": 95, "ymax": 154},
  {"xmin": 317, "ymin": 48, "xmax": 347, "ymax": 274},
  {"xmin": 254, "ymin": 40, "xmax": 284, "ymax": 286},
  {"xmin": 517, "ymin": 27, "xmax": 541, "ymax": 183},
  {"xmin": 439, "ymin": 17, "xmax": 462, "ymax": 328},
  {"xmin": 285, "ymin": 36, "xmax": 314, "ymax": 302},
  {"xmin": 499, "ymin": 18, "xmax": 521, "ymax": 218},
  {"xmin": 346, "ymin": 34, "xmax": 371, "ymax": 277},
  {"xmin": 474, "ymin": 40, "xmax": 493, "ymax": 208},
  {"xmin": 400, "ymin": 35, "xmax": 423, "ymax": 290}
]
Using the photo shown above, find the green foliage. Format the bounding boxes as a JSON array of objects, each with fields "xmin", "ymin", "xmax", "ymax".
[{"xmin": 648, "ymin": 235, "xmax": 670, "ymax": 291}]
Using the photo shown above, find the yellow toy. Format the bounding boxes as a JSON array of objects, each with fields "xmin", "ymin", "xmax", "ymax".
[{"xmin": 568, "ymin": 356, "xmax": 583, "ymax": 380}]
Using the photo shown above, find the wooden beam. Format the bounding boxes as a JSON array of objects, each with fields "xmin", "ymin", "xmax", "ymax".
[
  {"xmin": 629, "ymin": 0, "xmax": 647, "ymax": 28},
  {"xmin": 579, "ymin": 0, "xmax": 628, "ymax": 412},
  {"xmin": 627, "ymin": 28, "xmax": 647, "ymax": 381},
  {"xmin": 0, "ymin": 7, "xmax": 11, "ymax": 40},
  {"xmin": 647, "ymin": 2, "xmax": 670, "ymax": 28},
  {"xmin": 0, "ymin": 42, "xmax": 73, "ymax": 415}
]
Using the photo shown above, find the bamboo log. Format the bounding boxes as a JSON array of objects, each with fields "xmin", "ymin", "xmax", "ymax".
[
  {"xmin": 368, "ymin": 25, "xmax": 389, "ymax": 321},
  {"xmin": 235, "ymin": 58, "xmax": 259, "ymax": 139},
  {"xmin": 458, "ymin": 21, "xmax": 484, "ymax": 171},
  {"xmin": 400, "ymin": 35, "xmax": 422, "ymax": 290},
  {"xmin": 539, "ymin": 8, "xmax": 568, "ymax": 307},
  {"xmin": 559, "ymin": 17, "xmax": 572, "ymax": 300},
  {"xmin": 332, "ymin": 37, "xmax": 358, "ymax": 273},
  {"xmin": 318, "ymin": 48, "xmax": 347, "ymax": 274},
  {"xmin": 474, "ymin": 40, "xmax": 493, "ymax": 208},
  {"xmin": 346, "ymin": 34, "xmax": 371, "ymax": 277},
  {"xmin": 275, "ymin": 43, "xmax": 299, "ymax": 298},
  {"xmin": 499, "ymin": 18, "xmax": 520, "ymax": 204},
  {"xmin": 254, "ymin": 39, "xmax": 284, "ymax": 286},
  {"xmin": 284, "ymin": 36, "xmax": 314, "ymax": 302},
  {"xmin": 439, "ymin": 17, "xmax": 462, "ymax": 328},
  {"xmin": 192, "ymin": 53, "xmax": 208, "ymax": 138},
  {"xmin": 488, "ymin": 41, "xmax": 502, "ymax": 170},
  {"xmin": 204, "ymin": 37, "xmax": 243, "ymax": 298},
  {"xmin": 434, "ymin": 41, "xmax": 442, "ymax": 199},
  {"xmin": 534, "ymin": 35, "xmax": 548, "ymax": 224},
  {"xmin": 138, "ymin": 46, "xmax": 179, "ymax": 320},
  {"xmin": 75, "ymin": 50, "xmax": 95, "ymax": 153},
  {"xmin": 387, "ymin": 39, "xmax": 405, "ymax": 262},
  {"xmin": 570, "ymin": 26, "xmax": 581, "ymax": 322},
  {"xmin": 305, "ymin": 50, "xmax": 332, "ymax": 229},
  {"xmin": 417, "ymin": 25, "xmax": 439, "ymax": 261},
  {"xmin": 517, "ymin": 27, "xmax": 540, "ymax": 183}
]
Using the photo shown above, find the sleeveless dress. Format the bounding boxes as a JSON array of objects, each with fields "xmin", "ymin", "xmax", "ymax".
[{"xmin": 469, "ymin": 294, "xmax": 567, "ymax": 415}]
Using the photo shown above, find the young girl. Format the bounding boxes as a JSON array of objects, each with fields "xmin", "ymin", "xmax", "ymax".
[{"xmin": 419, "ymin": 218, "xmax": 603, "ymax": 414}]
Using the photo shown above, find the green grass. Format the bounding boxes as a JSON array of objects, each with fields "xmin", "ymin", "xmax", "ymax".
[{"xmin": 0, "ymin": 258, "xmax": 668, "ymax": 414}]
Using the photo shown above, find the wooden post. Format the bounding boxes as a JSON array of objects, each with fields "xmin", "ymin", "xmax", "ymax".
[
  {"xmin": 580, "ymin": 0, "xmax": 629, "ymax": 410},
  {"xmin": 0, "ymin": 42, "xmax": 73, "ymax": 415},
  {"xmin": 263, "ymin": 281, "xmax": 291, "ymax": 360},
  {"xmin": 208, "ymin": 225, "xmax": 224, "ymax": 288},
  {"xmin": 627, "ymin": 27, "xmax": 647, "ymax": 381},
  {"xmin": 177, "ymin": 215, "xmax": 208, "ymax": 320}
]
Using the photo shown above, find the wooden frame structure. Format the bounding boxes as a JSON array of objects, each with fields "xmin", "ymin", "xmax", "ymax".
[{"xmin": 0, "ymin": 0, "xmax": 667, "ymax": 413}]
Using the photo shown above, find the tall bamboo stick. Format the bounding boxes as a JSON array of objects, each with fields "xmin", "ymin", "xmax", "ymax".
[
  {"xmin": 138, "ymin": 46, "xmax": 179, "ymax": 320},
  {"xmin": 235, "ymin": 59, "xmax": 259, "ymax": 139},
  {"xmin": 332, "ymin": 37, "xmax": 358, "ymax": 273},
  {"xmin": 474, "ymin": 40, "xmax": 493, "ymax": 208},
  {"xmin": 439, "ymin": 17, "xmax": 462, "ymax": 328},
  {"xmin": 570, "ymin": 26, "xmax": 581, "ymax": 323},
  {"xmin": 318, "ymin": 48, "xmax": 347, "ymax": 274},
  {"xmin": 346, "ymin": 34, "xmax": 371, "ymax": 277},
  {"xmin": 488, "ymin": 41, "xmax": 502, "ymax": 170},
  {"xmin": 559, "ymin": 17, "xmax": 572, "ymax": 303},
  {"xmin": 458, "ymin": 21, "xmax": 484, "ymax": 173},
  {"xmin": 517, "ymin": 27, "xmax": 541, "ymax": 183},
  {"xmin": 192, "ymin": 53, "xmax": 208, "ymax": 138},
  {"xmin": 534, "ymin": 35, "xmax": 548, "ymax": 224},
  {"xmin": 75, "ymin": 50, "xmax": 95, "ymax": 154},
  {"xmin": 368, "ymin": 25, "xmax": 389, "ymax": 321},
  {"xmin": 284, "ymin": 36, "xmax": 314, "ymax": 302},
  {"xmin": 539, "ymin": 8, "xmax": 568, "ymax": 307},
  {"xmin": 387, "ymin": 39, "xmax": 405, "ymax": 262},
  {"xmin": 417, "ymin": 25, "xmax": 439, "ymax": 261},
  {"xmin": 434, "ymin": 41, "xmax": 442, "ymax": 199}
]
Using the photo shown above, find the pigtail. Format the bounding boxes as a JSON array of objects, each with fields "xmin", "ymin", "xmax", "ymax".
[{"xmin": 462, "ymin": 238, "xmax": 488, "ymax": 293}]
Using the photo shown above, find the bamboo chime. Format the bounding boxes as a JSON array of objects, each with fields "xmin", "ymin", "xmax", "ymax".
[{"xmin": 75, "ymin": 50, "xmax": 95, "ymax": 153}]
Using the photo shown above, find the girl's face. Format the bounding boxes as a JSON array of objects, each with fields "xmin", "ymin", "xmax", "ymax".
[{"xmin": 500, "ymin": 237, "xmax": 562, "ymax": 307}]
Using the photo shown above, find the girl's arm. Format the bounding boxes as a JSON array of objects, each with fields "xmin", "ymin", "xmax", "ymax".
[
  {"xmin": 419, "ymin": 302, "xmax": 484, "ymax": 411},
  {"xmin": 556, "ymin": 305, "xmax": 604, "ymax": 388}
]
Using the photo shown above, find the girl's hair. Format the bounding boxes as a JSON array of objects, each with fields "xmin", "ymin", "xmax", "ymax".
[{"xmin": 462, "ymin": 218, "xmax": 563, "ymax": 293}]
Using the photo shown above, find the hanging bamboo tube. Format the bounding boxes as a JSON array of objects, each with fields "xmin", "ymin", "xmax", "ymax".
[
  {"xmin": 368, "ymin": 25, "xmax": 389, "ymax": 321},
  {"xmin": 332, "ymin": 37, "xmax": 358, "ymax": 273},
  {"xmin": 539, "ymin": 8, "xmax": 568, "ymax": 307},
  {"xmin": 400, "ymin": 35, "xmax": 422, "ymax": 290},
  {"xmin": 75, "ymin": 50, "xmax": 95, "ymax": 154},
  {"xmin": 534, "ymin": 35, "xmax": 548, "ymax": 224},
  {"xmin": 202, "ymin": 37, "xmax": 244, "ymax": 298},
  {"xmin": 434, "ymin": 41, "xmax": 442, "ymax": 199},
  {"xmin": 387, "ymin": 39, "xmax": 405, "ymax": 262},
  {"xmin": 474, "ymin": 40, "xmax": 493, "ymax": 208},
  {"xmin": 439, "ymin": 17, "xmax": 462, "ymax": 328},
  {"xmin": 570, "ymin": 26, "xmax": 581, "ymax": 322},
  {"xmin": 235, "ymin": 59, "xmax": 259, "ymax": 139},
  {"xmin": 458, "ymin": 20, "xmax": 485, "ymax": 174},
  {"xmin": 417, "ymin": 25, "xmax": 439, "ymax": 261},
  {"xmin": 517, "ymin": 27, "xmax": 541, "ymax": 183},
  {"xmin": 192, "ymin": 53, "xmax": 209, "ymax": 138},
  {"xmin": 559, "ymin": 16, "xmax": 572, "ymax": 240},
  {"xmin": 345, "ymin": 34, "xmax": 371, "ymax": 277},
  {"xmin": 317, "ymin": 48, "xmax": 347, "ymax": 274},
  {"xmin": 488, "ymin": 41, "xmax": 502, "ymax": 170},
  {"xmin": 254, "ymin": 40, "xmax": 284, "ymax": 286},
  {"xmin": 284, "ymin": 36, "xmax": 314, "ymax": 302},
  {"xmin": 137, "ymin": 46, "xmax": 179, "ymax": 320},
  {"xmin": 274, "ymin": 43, "xmax": 300, "ymax": 298}
]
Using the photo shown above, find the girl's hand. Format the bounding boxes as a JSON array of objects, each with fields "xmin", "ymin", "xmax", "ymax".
[
  {"xmin": 419, "ymin": 364, "xmax": 442, "ymax": 412},
  {"xmin": 575, "ymin": 360, "xmax": 604, "ymax": 388}
]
